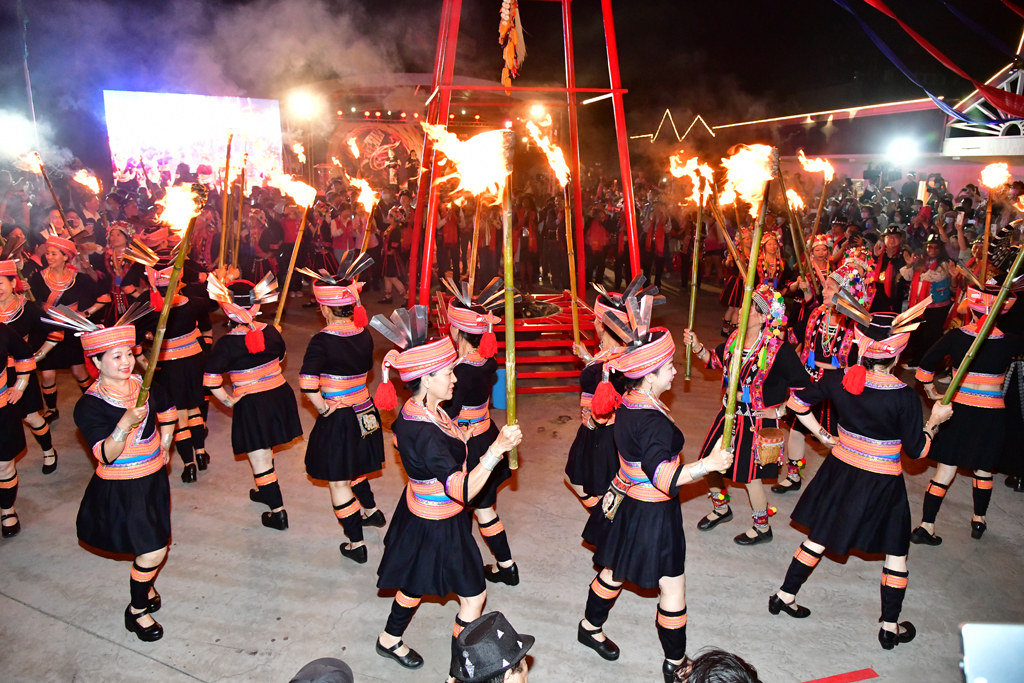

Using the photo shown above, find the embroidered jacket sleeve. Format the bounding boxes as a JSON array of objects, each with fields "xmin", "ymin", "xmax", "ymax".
[
  {"xmin": 915, "ymin": 330, "xmax": 955, "ymax": 383},
  {"xmin": 74, "ymin": 395, "xmax": 117, "ymax": 462},
  {"xmin": 787, "ymin": 367, "xmax": 834, "ymax": 413},
  {"xmin": 638, "ymin": 413, "xmax": 686, "ymax": 498},
  {"xmin": 422, "ymin": 428, "xmax": 469, "ymax": 505},
  {"xmin": 7, "ymin": 329, "xmax": 36, "ymax": 375},
  {"xmin": 706, "ymin": 342, "xmax": 726, "ymax": 371},
  {"xmin": 298, "ymin": 335, "xmax": 326, "ymax": 395},
  {"xmin": 202, "ymin": 338, "xmax": 232, "ymax": 389},
  {"xmin": 897, "ymin": 388, "xmax": 930, "ymax": 459}
]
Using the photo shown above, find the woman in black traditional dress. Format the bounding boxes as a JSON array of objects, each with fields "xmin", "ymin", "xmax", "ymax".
[
  {"xmin": 683, "ymin": 284, "xmax": 810, "ymax": 545},
  {"xmin": 97, "ymin": 222, "xmax": 146, "ymax": 325},
  {"xmin": 30, "ymin": 234, "xmax": 104, "ymax": 421},
  {"xmin": 0, "ymin": 320, "xmax": 39, "ymax": 537},
  {"xmin": 776, "ymin": 264, "xmax": 861, "ymax": 494},
  {"xmin": 137, "ymin": 266, "xmax": 210, "ymax": 484},
  {"xmin": 298, "ymin": 254, "xmax": 386, "ymax": 564},
  {"xmin": 204, "ymin": 275, "xmax": 302, "ymax": 530},
  {"xmin": 444, "ymin": 281, "xmax": 518, "ymax": 584},
  {"xmin": 777, "ymin": 312, "xmax": 952, "ymax": 649},
  {"xmin": 718, "ymin": 227, "xmax": 751, "ymax": 337},
  {"xmin": 369, "ymin": 308, "xmax": 522, "ymax": 672},
  {"xmin": 0, "ymin": 261, "xmax": 59, "ymax": 474},
  {"xmin": 575, "ymin": 318, "xmax": 732, "ymax": 682},
  {"xmin": 69, "ymin": 317, "xmax": 177, "ymax": 641},
  {"xmin": 564, "ymin": 291, "xmax": 628, "ymax": 512},
  {"xmin": 912, "ymin": 284, "xmax": 1022, "ymax": 543}
]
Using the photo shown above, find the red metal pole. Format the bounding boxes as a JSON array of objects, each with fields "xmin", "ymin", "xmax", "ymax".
[
  {"xmin": 419, "ymin": 0, "xmax": 463, "ymax": 306},
  {"xmin": 563, "ymin": 0, "xmax": 587, "ymax": 300},
  {"xmin": 600, "ymin": 0, "xmax": 641, "ymax": 277},
  {"xmin": 407, "ymin": 0, "xmax": 453, "ymax": 309}
]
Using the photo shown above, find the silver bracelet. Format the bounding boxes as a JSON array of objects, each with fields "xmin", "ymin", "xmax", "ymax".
[
  {"xmin": 110, "ymin": 426, "xmax": 129, "ymax": 442},
  {"xmin": 480, "ymin": 449, "xmax": 502, "ymax": 471},
  {"xmin": 689, "ymin": 459, "xmax": 709, "ymax": 480},
  {"xmin": 14, "ymin": 378, "xmax": 28, "ymax": 392}
]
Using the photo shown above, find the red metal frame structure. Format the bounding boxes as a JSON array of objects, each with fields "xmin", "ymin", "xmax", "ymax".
[{"xmin": 410, "ymin": 0, "xmax": 642, "ymax": 392}]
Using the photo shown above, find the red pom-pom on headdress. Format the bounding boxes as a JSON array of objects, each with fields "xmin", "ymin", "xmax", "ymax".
[
  {"xmin": 479, "ymin": 330, "xmax": 498, "ymax": 358},
  {"xmin": 149, "ymin": 289, "xmax": 163, "ymax": 311},
  {"xmin": 842, "ymin": 364, "xmax": 867, "ymax": 395},
  {"xmin": 591, "ymin": 364, "xmax": 622, "ymax": 415},
  {"xmin": 373, "ymin": 350, "xmax": 400, "ymax": 411},
  {"xmin": 244, "ymin": 326, "xmax": 265, "ymax": 354},
  {"xmin": 353, "ymin": 305, "xmax": 368, "ymax": 329}
]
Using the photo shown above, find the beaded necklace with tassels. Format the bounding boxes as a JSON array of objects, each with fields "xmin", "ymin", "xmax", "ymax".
[
  {"xmin": 42, "ymin": 266, "xmax": 76, "ymax": 293},
  {"xmin": 0, "ymin": 294, "xmax": 26, "ymax": 324}
]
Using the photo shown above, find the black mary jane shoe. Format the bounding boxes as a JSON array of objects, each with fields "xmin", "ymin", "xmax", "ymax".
[
  {"xmin": 878, "ymin": 621, "xmax": 916, "ymax": 650},
  {"xmin": 484, "ymin": 562, "xmax": 520, "ymax": 586},
  {"xmin": 124, "ymin": 606, "xmax": 164, "ymax": 642},
  {"xmin": 148, "ymin": 589, "xmax": 162, "ymax": 614},
  {"xmin": 577, "ymin": 621, "xmax": 620, "ymax": 661},
  {"xmin": 195, "ymin": 451, "xmax": 209, "ymax": 471},
  {"xmin": 375, "ymin": 638, "xmax": 424, "ymax": 669},
  {"xmin": 41, "ymin": 451, "xmax": 58, "ymax": 475},
  {"xmin": 771, "ymin": 478, "xmax": 801, "ymax": 494},
  {"xmin": 1005, "ymin": 476, "xmax": 1020, "ymax": 489},
  {"xmin": 663, "ymin": 657, "xmax": 690, "ymax": 683},
  {"xmin": 361, "ymin": 510, "xmax": 386, "ymax": 528},
  {"xmin": 734, "ymin": 526, "xmax": 773, "ymax": 546},
  {"xmin": 971, "ymin": 520, "xmax": 987, "ymax": 540},
  {"xmin": 249, "ymin": 488, "xmax": 271, "ymax": 507},
  {"xmin": 261, "ymin": 510, "xmax": 289, "ymax": 531},
  {"xmin": 909, "ymin": 526, "xmax": 942, "ymax": 546},
  {"xmin": 340, "ymin": 542, "xmax": 368, "ymax": 564},
  {"xmin": 768, "ymin": 594, "xmax": 811, "ymax": 619},
  {"xmin": 43, "ymin": 409, "xmax": 59, "ymax": 424},
  {"xmin": 180, "ymin": 464, "xmax": 197, "ymax": 483},
  {"xmin": 697, "ymin": 508, "xmax": 733, "ymax": 532},
  {"xmin": 1, "ymin": 513, "xmax": 21, "ymax": 539}
]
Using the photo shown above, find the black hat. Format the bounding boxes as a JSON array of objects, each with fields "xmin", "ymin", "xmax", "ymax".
[
  {"xmin": 450, "ymin": 612, "xmax": 534, "ymax": 683},
  {"xmin": 926, "ymin": 233, "xmax": 942, "ymax": 245},
  {"xmin": 288, "ymin": 658, "xmax": 353, "ymax": 683},
  {"xmin": 883, "ymin": 225, "xmax": 904, "ymax": 236}
]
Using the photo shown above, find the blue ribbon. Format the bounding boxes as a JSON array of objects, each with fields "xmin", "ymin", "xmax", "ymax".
[
  {"xmin": 831, "ymin": 0, "xmax": 1021, "ymax": 124},
  {"xmin": 937, "ymin": 0, "xmax": 1022, "ymax": 64}
]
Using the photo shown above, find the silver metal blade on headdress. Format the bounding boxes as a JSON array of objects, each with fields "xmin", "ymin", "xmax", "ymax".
[
  {"xmin": 115, "ymin": 300, "xmax": 154, "ymax": 327},
  {"xmin": 0, "ymin": 234, "xmax": 25, "ymax": 261},
  {"xmin": 337, "ymin": 249, "xmax": 357, "ymax": 278},
  {"xmin": 636, "ymin": 284, "xmax": 666, "ymax": 307},
  {"xmin": 391, "ymin": 308, "xmax": 413, "ymax": 344},
  {"xmin": 206, "ymin": 274, "xmax": 233, "ymax": 304},
  {"xmin": 601, "ymin": 311, "xmax": 634, "ymax": 344},
  {"xmin": 370, "ymin": 313, "xmax": 410, "ymax": 349},
  {"xmin": 832, "ymin": 290, "xmax": 872, "ymax": 327},
  {"xmin": 620, "ymin": 274, "xmax": 647, "ymax": 302},
  {"xmin": 590, "ymin": 282, "xmax": 615, "ymax": 303},
  {"xmin": 296, "ymin": 266, "xmax": 337, "ymax": 285},
  {"xmin": 409, "ymin": 305, "xmax": 428, "ymax": 346},
  {"xmin": 956, "ymin": 259, "xmax": 985, "ymax": 290},
  {"xmin": 42, "ymin": 304, "xmax": 100, "ymax": 334},
  {"xmin": 441, "ymin": 276, "xmax": 472, "ymax": 307},
  {"xmin": 252, "ymin": 273, "xmax": 280, "ymax": 304},
  {"xmin": 892, "ymin": 296, "xmax": 933, "ymax": 332},
  {"xmin": 339, "ymin": 251, "xmax": 374, "ymax": 281},
  {"xmin": 123, "ymin": 239, "xmax": 160, "ymax": 267}
]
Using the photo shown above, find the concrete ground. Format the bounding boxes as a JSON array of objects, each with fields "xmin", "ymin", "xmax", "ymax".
[{"xmin": 1, "ymin": 280, "xmax": 1022, "ymax": 683}]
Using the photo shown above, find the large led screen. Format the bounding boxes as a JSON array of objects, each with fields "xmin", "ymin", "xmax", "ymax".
[{"xmin": 102, "ymin": 90, "xmax": 283, "ymax": 186}]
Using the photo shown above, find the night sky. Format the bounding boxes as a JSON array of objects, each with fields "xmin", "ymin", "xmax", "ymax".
[{"xmin": 1, "ymin": 0, "xmax": 1021, "ymax": 171}]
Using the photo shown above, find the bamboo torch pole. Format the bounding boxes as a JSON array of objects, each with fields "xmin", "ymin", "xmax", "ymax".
[
  {"xmin": 686, "ymin": 180, "xmax": 705, "ymax": 380},
  {"xmin": 981, "ymin": 189, "xmax": 994, "ymax": 282},
  {"xmin": 707, "ymin": 189, "xmax": 747, "ymax": 280},
  {"xmin": 467, "ymin": 199, "xmax": 483, "ymax": 296},
  {"xmin": 776, "ymin": 173, "xmax": 818, "ymax": 296},
  {"xmin": 136, "ymin": 185, "xmax": 206, "ymax": 407},
  {"xmin": 501, "ymin": 133, "xmax": 518, "ymax": 469},
  {"xmin": 943, "ymin": 245, "xmax": 1024, "ymax": 404},
  {"xmin": 563, "ymin": 187, "xmax": 581, "ymax": 346},
  {"xmin": 274, "ymin": 206, "xmax": 310, "ymax": 328},
  {"xmin": 32, "ymin": 153, "xmax": 68, "ymax": 228},
  {"xmin": 720, "ymin": 180, "xmax": 772, "ymax": 451},
  {"xmin": 232, "ymin": 163, "xmax": 246, "ymax": 269},
  {"xmin": 810, "ymin": 180, "xmax": 830, "ymax": 239},
  {"xmin": 218, "ymin": 133, "xmax": 233, "ymax": 270}
]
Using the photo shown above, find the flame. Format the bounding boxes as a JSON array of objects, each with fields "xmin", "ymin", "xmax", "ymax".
[
  {"xmin": 720, "ymin": 144, "xmax": 775, "ymax": 218},
  {"xmin": 348, "ymin": 175, "xmax": 377, "ymax": 213},
  {"xmin": 157, "ymin": 185, "xmax": 203, "ymax": 236},
  {"xmin": 668, "ymin": 152, "xmax": 714, "ymax": 205},
  {"xmin": 1015, "ymin": 196, "xmax": 1024, "ymax": 213},
  {"xmin": 797, "ymin": 150, "xmax": 835, "ymax": 182},
  {"xmin": 525, "ymin": 120, "xmax": 570, "ymax": 188},
  {"xmin": 331, "ymin": 156, "xmax": 342, "ymax": 167},
  {"xmin": 786, "ymin": 188, "xmax": 805, "ymax": 211},
  {"xmin": 292, "ymin": 142, "xmax": 306, "ymax": 164},
  {"xmin": 454, "ymin": 196, "xmax": 466, "ymax": 207},
  {"xmin": 16, "ymin": 152, "xmax": 43, "ymax": 174},
  {"xmin": 268, "ymin": 173, "xmax": 317, "ymax": 207},
  {"xmin": 72, "ymin": 169, "xmax": 101, "ymax": 195},
  {"xmin": 981, "ymin": 162, "xmax": 1012, "ymax": 189},
  {"xmin": 421, "ymin": 123, "xmax": 512, "ymax": 199},
  {"xmin": 347, "ymin": 138, "xmax": 360, "ymax": 159}
]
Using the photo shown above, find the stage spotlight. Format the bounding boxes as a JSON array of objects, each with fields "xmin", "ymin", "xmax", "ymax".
[
  {"xmin": 474, "ymin": 114, "xmax": 480, "ymax": 120},
  {"xmin": 888, "ymin": 138, "xmax": 917, "ymax": 165},
  {"xmin": 364, "ymin": 111, "xmax": 371, "ymax": 118},
  {"xmin": 413, "ymin": 113, "xmax": 420, "ymax": 119},
  {"xmin": 288, "ymin": 91, "xmax": 321, "ymax": 119},
  {"xmin": 400, "ymin": 112, "xmax": 407, "ymax": 118},
  {"xmin": 350, "ymin": 107, "xmax": 356, "ymax": 113},
  {"xmin": 387, "ymin": 110, "xmax": 392, "ymax": 116},
  {"xmin": 375, "ymin": 111, "xmax": 382, "ymax": 117},
  {"xmin": 461, "ymin": 109, "xmax": 466, "ymax": 115},
  {"xmin": 450, "ymin": 114, "xmax": 455, "ymax": 119},
  {"xmin": 504, "ymin": 120, "xmax": 513, "ymax": 129}
]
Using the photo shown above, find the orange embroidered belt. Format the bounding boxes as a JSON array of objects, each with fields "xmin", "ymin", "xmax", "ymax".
[
  {"xmin": 94, "ymin": 408, "xmax": 164, "ymax": 480},
  {"xmin": 405, "ymin": 478, "xmax": 465, "ymax": 520},
  {"xmin": 300, "ymin": 372, "xmax": 371, "ymax": 407},
  {"xmin": 158, "ymin": 328, "xmax": 202, "ymax": 362},
  {"xmin": 951, "ymin": 371, "xmax": 1005, "ymax": 409},
  {"xmin": 580, "ymin": 392, "xmax": 593, "ymax": 426},
  {"xmin": 832, "ymin": 427, "xmax": 902, "ymax": 476},
  {"xmin": 228, "ymin": 360, "xmax": 286, "ymax": 398},
  {"xmin": 613, "ymin": 457, "xmax": 672, "ymax": 502},
  {"xmin": 458, "ymin": 402, "xmax": 491, "ymax": 437},
  {"xmin": 0, "ymin": 382, "xmax": 8, "ymax": 408}
]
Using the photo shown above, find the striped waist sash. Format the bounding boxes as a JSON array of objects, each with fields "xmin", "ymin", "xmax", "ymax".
[
  {"xmin": 405, "ymin": 478, "xmax": 465, "ymax": 520},
  {"xmin": 317, "ymin": 373, "xmax": 371, "ymax": 407},
  {"xmin": 951, "ymin": 371, "xmax": 1005, "ymax": 409},
  {"xmin": 0, "ymin": 381, "xmax": 8, "ymax": 408},
  {"xmin": 158, "ymin": 328, "xmax": 202, "ymax": 361},
  {"xmin": 831, "ymin": 427, "xmax": 902, "ymax": 476},
  {"xmin": 229, "ymin": 360, "xmax": 286, "ymax": 398},
  {"xmin": 96, "ymin": 430, "xmax": 163, "ymax": 481},
  {"xmin": 459, "ymin": 402, "xmax": 491, "ymax": 437},
  {"xmin": 614, "ymin": 457, "xmax": 671, "ymax": 502}
]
